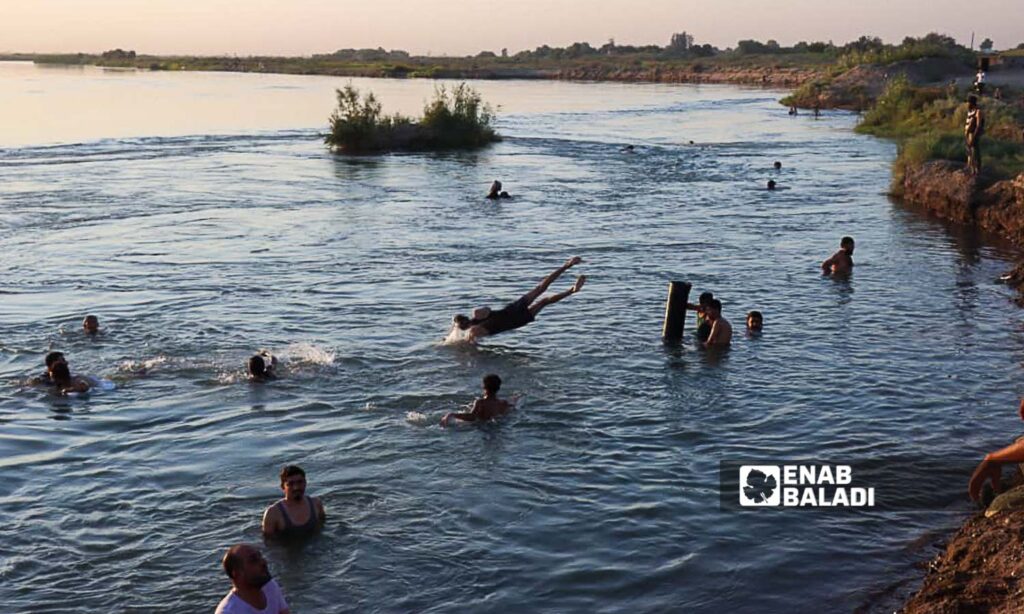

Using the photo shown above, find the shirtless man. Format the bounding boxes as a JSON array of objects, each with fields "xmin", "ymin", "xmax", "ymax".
[
  {"xmin": 82, "ymin": 315, "xmax": 100, "ymax": 335},
  {"xmin": 261, "ymin": 465, "xmax": 326, "ymax": 539},
  {"xmin": 28, "ymin": 351, "xmax": 66, "ymax": 386},
  {"xmin": 248, "ymin": 351, "xmax": 278, "ymax": 382},
  {"xmin": 821, "ymin": 236, "xmax": 855, "ymax": 276},
  {"xmin": 451, "ymin": 257, "xmax": 586, "ymax": 342},
  {"xmin": 704, "ymin": 299, "xmax": 733, "ymax": 347},
  {"xmin": 216, "ymin": 544, "xmax": 290, "ymax": 614},
  {"xmin": 968, "ymin": 399, "xmax": 1024, "ymax": 503},
  {"xmin": 441, "ymin": 373, "xmax": 514, "ymax": 427},
  {"xmin": 50, "ymin": 361, "xmax": 92, "ymax": 394}
]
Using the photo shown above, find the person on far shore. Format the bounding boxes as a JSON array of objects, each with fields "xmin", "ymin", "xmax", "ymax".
[
  {"xmin": 686, "ymin": 291, "xmax": 715, "ymax": 343},
  {"xmin": 965, "ymin": 95, "xmax": 984, "ymax": 176},
  {"xmin": 216, "ymin": 544, "xmax": 291, "ymax": 614},
  {"xmin": 262, "ymin": 465, "xmax": 326, "ymax": 539},
  {"xmin": 83, "ymin": 315, "xmax": 100, "ymax": 335},
  {"xmin": 486, "ymin": 180, "xmax": 512, "ymax": 200},
  {"xmin": 821, "ymin": 236, "xmax": 855, "ymax": 276},
  {"xmin": 248, "ymin": 351, "xmax": 278, "ymax": 382},
  {"xmin": 441, "ymin": 373, "xmax": 515, "ymax": 427},
  {"xmin": 704, "ymin": 299, "xmax": 732, "ymax": 347},
  {"xmin": 746, "ymin": 310, "xmax": 763, "ymax": 333}
]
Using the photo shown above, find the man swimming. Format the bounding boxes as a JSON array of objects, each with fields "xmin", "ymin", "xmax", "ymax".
[
  {"xmin": 50, "ymin": 361, "xmax": 92, "ymax": 394},
  {"xmin": 248, "ymin": 351, "xmax": 278, "ymax": 381},
  {"xmin": 704, "ymin": 299, "xmax": 733, "ymax": 347},
  {"xmin": 261, "ymin": 465, "xmax": 326, "ymax": 539},
  {"xmin": 821, "ymin": 236, "xmax": 855, "ymax": 276},
  {"xmin": 450, "ymin": 257, "xmax": 586, "ymax": 342},
  {"xmin": 486, "ymin": 180, "xmax": 512, "ymax": 199},
  {"xmin": 28, "ymin": 351, "xmax": 66, "ymax": 386},
  {"xmin": 441, "ymin": 373, "xmax": 515, "ymax": 427},
  {"xmin": 82, "ymin": 315, "xmax": 100, "ymax": 335}
]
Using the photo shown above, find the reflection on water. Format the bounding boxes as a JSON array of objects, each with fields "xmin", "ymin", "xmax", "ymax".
[{"xmin": 1, "ymin": 62, "xmax": 1024, "ymax": 613}]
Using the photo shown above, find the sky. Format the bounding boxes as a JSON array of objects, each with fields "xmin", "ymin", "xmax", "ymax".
[{"xmin": 2, "ymin": 0, "xmax": 1021, "ymax": 56}]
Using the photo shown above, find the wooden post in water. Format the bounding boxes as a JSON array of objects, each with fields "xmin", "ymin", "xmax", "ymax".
[{"xmin": 662, "ymin": 281, "xmax": 691, "ymax": 342}]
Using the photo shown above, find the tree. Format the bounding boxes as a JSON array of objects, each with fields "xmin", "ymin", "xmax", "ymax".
[
  {"xmin": 979, "ymin": 38, "xmax": 994, "ymax": 51},
  {"xmin": 669, "ymin": 31, "xmax": 693, "ymax": 53}
]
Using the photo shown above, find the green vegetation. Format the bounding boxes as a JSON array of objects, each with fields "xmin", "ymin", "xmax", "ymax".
[
  {"xmin": 855, "ymin": 76, "xmax": 1024, "ymax": 185},
  {"xmin": 325, "ymin": 83, "xmax": 498, "ymax": 153}
]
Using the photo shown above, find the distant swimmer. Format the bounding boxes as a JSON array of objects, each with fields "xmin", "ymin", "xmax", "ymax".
[
  {"xmin": 767, "ymin": 180, "xmax": 777, "ymax": 190},
  {"xmin": 450, "ymin": 256, "xmax": 586, "ymax": 342},
  {"xmin": 821, "ymin": 236, "xmax": 855, "ymax": 276},
  {"xmin": 686, "ymin": 291, "xmax": 715, "ymax": 343},
  {"xmin": 441, "ymin": 373, "xmax": 515, "ymax": 427},
  {"xmin": 704, "ymin": 299, "xmax": 733, "ymax": 347},
  {"xmin": 789, "ymin": 105, "xmax": 798, "ymax": 116},
  {"xmin": 622, "ymin": 145, "xmax": 636, "ymax": 153},
  {"xmin": 486, "ymin": 180, "xmax": 512, "ymax": 200},
  {"xmin": 28, "ymin": 351, "xmax": 66, "ymax": 386},
  {"xmin": 248, "ymin": 351, "xmax": 278, "ymax": 381},
  {"xmin": 747, "ymin": 310, "xmax": 763, "ymax": 333},
  {"xmin": 773, "ymin": 161, "xmax": 782, "ymax": 170},
  {"xmin": 216, "ymin": 544, "xmax": 291, "ymax": 614},
  {"xmin": 261, "ymin": 465, "xmax": 326, "ymax": 539},
  {"xmin": 82, "ymin": 315, "xmax": 100, "ymax": 335}
]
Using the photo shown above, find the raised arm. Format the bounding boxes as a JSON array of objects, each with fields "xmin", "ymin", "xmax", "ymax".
[{"xmin": 704, "ymin": 320, "xmax": 721, "ymax": 347}]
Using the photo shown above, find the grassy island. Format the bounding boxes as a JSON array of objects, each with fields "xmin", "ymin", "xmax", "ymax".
[{"xmin": 325, "ymin": 83, "xmax": 499, "ymax": 153}]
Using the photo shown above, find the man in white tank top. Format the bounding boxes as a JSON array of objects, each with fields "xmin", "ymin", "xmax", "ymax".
[{"xmin": 215, "ymin": 544, "xmax": 290, "ymax": 614}]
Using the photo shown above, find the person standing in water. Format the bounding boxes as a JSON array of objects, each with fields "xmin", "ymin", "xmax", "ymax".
[
  {"xmin": 687, "ymin": 292, "xmax": 715, "ymax": 343},
  {"xmin": 441, "ymin": 373, "xmax": 515, "ymax": 426},
  {"xmin": 821, "ymin": 236, "xmax": 855, "ymax": 276},
  {"xmin": 261, "ymin": 465, "xmax": 326, "ymax": 539},
  {"xmin": 451, "ymin": 257, "xmax": 586, "ymax": 342},
  {"xmin": 486, "ymin": 181, "xmax": 511, "ymax": 199},
  {"xmin": 704, "ymin": 299, "xmax": 733, "ymax": 347},
  {"xmin": 82, "ymin": 315, "xmax": 100, "ymax": 335},
  {"xmin": 216, "ymin": 544, "xmax": 290, "ymax": 614}
]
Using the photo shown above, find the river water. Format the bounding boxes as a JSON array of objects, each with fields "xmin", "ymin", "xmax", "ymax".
[{"xmin": 2, "ymin": 61, "xmax": 1023, "ymax": 613}]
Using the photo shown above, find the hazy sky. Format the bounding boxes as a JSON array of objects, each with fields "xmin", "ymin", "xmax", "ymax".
[{"xmin": 3, "ymin": 0, "xmax": 1021, "ymax": 56}]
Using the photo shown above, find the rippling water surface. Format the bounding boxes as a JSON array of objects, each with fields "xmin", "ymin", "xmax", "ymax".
[{"xmin": 2, "ymin": 62, "xmax": 1024, "ymax": 613}]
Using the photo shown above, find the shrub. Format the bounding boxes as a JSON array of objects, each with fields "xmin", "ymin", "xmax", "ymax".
[{"xmin": 325, "ymin": 82, "xmax": 499, "ymax": 153}]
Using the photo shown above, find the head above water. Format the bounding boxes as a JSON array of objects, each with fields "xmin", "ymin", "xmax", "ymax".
[
  {"xmin": 279, "ymin": 464, "xmax": 307, "ymax": 500},
  {"xmin": 482, "ymin": 373, "xmax": 502, "ymax": 396},
  {"xmin": 767, "ymin": 179, "xmax": 777, "ymax": 190},
  {"xmin": 773, "ymin": 161, "xmax": 782, "ymax": 170},
  {"xmin": 488, "ymin": 180, "xmax": 502, "ymax": 196},
  {"xmin": 248, "ymin": 353, "xmax": 274, "ymax": 379},
  {"xmin": 45, "ymin": 351, "xmax": 66, "ymax": 369},
  {"xmin": 708, "ymin": 299, "xmax": 723, "ymax": 315},
  {"xmin": 841, "ymin": 236, "xmax": 855, "ymax": 253},
  {"xmin": 698, "ymin": 292, "xmax": 714, "ymax": 307},
  {"xmin": 82, "ymin": 315, "xmax": 99, "ymax": 334},
  {"xmin": 222, "ymin": 543, "xmax": 272, "ymax": 589},
  {"xmin": 747, "ymin": 310, "xmax": 763, "ymax": 331},
  {"xmin": 50, "ymin": 361, "xmax": 72, "ymax": 386}
]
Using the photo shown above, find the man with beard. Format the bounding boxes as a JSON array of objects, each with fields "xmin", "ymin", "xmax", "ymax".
[
  {"xmin": 216, "ymin": 544, "xmax": 290, "ymax": 614},
  {"xmin": 261, "ymin": 465, "xmax": 326, "ymax": 539}
]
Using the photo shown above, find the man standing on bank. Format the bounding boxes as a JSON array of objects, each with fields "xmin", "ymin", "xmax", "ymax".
[
  {"xmin": 261, "ymin": 465, "xmax": 326, "ymax": 539},
  {"xmin": 965, "ymin": 94, "xmax": 984, "ymax": 176}
]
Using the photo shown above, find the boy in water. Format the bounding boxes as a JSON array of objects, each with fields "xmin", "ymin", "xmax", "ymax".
[
  {"xmin": 687, "ymin": 292, "xmax": 715, "ymax": 342},
  {"xmin": 451, "ymin": 257, "xmax": 586, "ymax": 342},
  {"xmin": 441, "ymin": 374, "xmax": 514, "ymax": 427},
  {"xmin": 704, "ymin": 299, "xmax": 733, "ymax": 347},
  {"xmin": 821, "ymin": 236, "xmax": 855, "ymax": 276},
  {"xmin": 248, "ymin": 351, "xmax": 278, "ymax": 381},
  {"xmin": 82, "ymin": 315, "xmax": 100, "ymax": 335},
  {"xmin": 746, "ymin": 310, "xmax": 763, "ymax": 332}
]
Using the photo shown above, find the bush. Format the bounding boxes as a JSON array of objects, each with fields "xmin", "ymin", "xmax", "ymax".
[{"xmin": 325, "ymin": 82, "xmax": 498, "ymax": 153}]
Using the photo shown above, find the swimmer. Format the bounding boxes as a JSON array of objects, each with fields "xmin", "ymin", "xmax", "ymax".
[
  {"xmin": 747, "ymin": 310, "xmax": 763, "ymax": 332},
  {"xmin": 767, "ymin": 180, "xmax": 777, "ymax": 190},
  {"xmin": 773, "ymin": 161, "xmax": 782, "ymax": 170},
  {"xmin": 704, "ymin": 299, "xmax": 733, "ymax": 347},
  {"xmin": 82, "ymin": 315, "xmax": 99, "ymax": 335},
  {"xmin": 50, "ymin": 362, "xmax": 91, "ymax": 394},
  {"xmin": 441, "ymin": 373, "xmax": 514, "ymax": 426},
  {"xmin": 28, "ymin": 351, "xmax": 66, "ymax": 386},
  {"xmin": 622, "ymin": 145, "xmax": 636, "ymax": 153},
  {"xmin": 248, "ymin": 351, "xmax": 278, "ymax": 381},
  {"xmin": 451, "ymin": 257, "xmax": 586, "ymax": 342},
  {"xmin": 686, "ymin": 291, "xmax": 715, "ymax": 343},
  {"xmin": 486, "ymin": 180, "xmax": 512, "ymax": 200},
  {"xmin": 789, "ymin": 105, "xmax": 798, "ymax": 115},
  {"xmin": 216, "ymin": 544, "xmax": 290, "ymax": 614},
  {"xmin": 821, "ymin": 236, "xmax": 855, "ymax": 276},
  {"xmin": 261, "ymin": 465, "xmax": 326, "ymax": 539}
]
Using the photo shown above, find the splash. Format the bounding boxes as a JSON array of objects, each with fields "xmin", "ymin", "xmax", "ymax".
[
  {"xmin": 441, "ymin": 323, "xmax": 474, "ymax": 346},
  {"xmin": 405, "ymin": 411, "xmax": 431, "ymax": 426},
  {"xmin": 283, "ymin": 342, "xmax": 336, "ymax": 366}
]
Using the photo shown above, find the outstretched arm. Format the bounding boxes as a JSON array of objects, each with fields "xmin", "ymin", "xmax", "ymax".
[
  {"xmin": 441, "ymin": 400, "xmax": 483, "ymax": 427},
  {"xmin": 968, "ymin": 439, "xmax": 1024, "ymax": 502}
]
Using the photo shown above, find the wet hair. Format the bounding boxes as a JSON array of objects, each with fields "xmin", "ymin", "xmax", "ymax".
[
  {"xmin": 698, "ymin": 292, "xmax": 714, "ymax": 305},
  {"xmin": 709, "ymin": 299, "xmax": 723, "ymax": 312},
  {"xmin": 222, "ymin": 545, "xmax": 245, "ymax": 579},
  {"xmin": 482, "ymin": 373, "xmax": 502, "ymax": 395},
  {"xmin": 773, "ymin": 161, "xmax": 782, "ymax": 169},
  {"xmin": 840, "ymin": 236, "xmax": 855, "ymax": 248},
  {"xmin": 454, "ymin": 314, "xmax": 472, "ymax": 330},
  {"xmin": 767, "ymin": 179, "xmax": 777, "ymax": 190},
  {"xmin": 83, "ymin": 315, "xmax": 99, "ymax": 329},
  {"xmin": 50, "ymin": 362, "xmax": 72, "ymax": 385},
  {"xmin": 280, "ymin": 465, "xmax": 306, "ymax": 486},
  {"xmin": 748, "ymin": 310, "xmax": 763, "ymax": 320},
  {"xmin": 248, "ymin": 355, "xmax": 266, "ymax": 377},
  {"xmin": 45, "ymin": 351, "xmax": 65, "ymax": 368}
]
